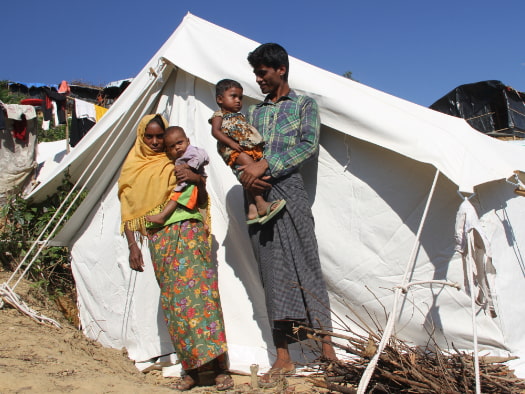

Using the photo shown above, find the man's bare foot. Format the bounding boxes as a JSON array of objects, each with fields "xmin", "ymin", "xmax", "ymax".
[
  {"xmin": 259, "ymin": 358, "xmax": 295, "ymax": 388},
  {"xmin": 322, "ymin": 340, "xmax": 338, "ymax": 361},
  {"xmin": 146, "ymin": 213, "xmax": 166, "ymax": 224},
  {"xmin": 269, "ymin": 358, "xmax": 295, "ymax": 372}
]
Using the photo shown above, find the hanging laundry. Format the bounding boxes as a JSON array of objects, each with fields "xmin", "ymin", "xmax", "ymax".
[
  {"xmin": 2, "ymin": 104, "xmax": 37, "ymax": 142},
  {"xmin": 0, "ymin": 103, "xmax": 38, "ymax": 203},
  {"xmin": 52, "ymin": 100, "xmax": 59, "ymax": 127},
  {"xmin": 70, "ymin": 103, "xmax": 95, "ymax": 147},
  {"xmin": 58, "ymin": 80, "xmax": 71, "ymax": 94},
  {"xmin": 95, "ymin": 105, "xmax": 108, "ymax": 121},
  {"xmin": 3, "ymin": 103, "xmax": 37, "ymax": 121},
  {"xmin": 75, "ymin": 98, "xmax": 96, "ymax": 122},
  {"xmin": 42, "ymin": 86, "xmax": 67, "ymax": 125}
]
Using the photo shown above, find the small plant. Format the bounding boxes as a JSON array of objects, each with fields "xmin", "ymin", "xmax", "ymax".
[{"xmin": 0, "ymin": 171, "xmax": 86, "ymax": 297}]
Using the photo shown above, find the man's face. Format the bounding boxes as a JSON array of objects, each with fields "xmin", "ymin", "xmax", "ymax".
[
  {"xmin": 253, "ymin": 64, "xmax": 285, "ymax": 95},
  {"xmin": 165, "ymin": 131, "xmax": 189, "ymax": 160}
]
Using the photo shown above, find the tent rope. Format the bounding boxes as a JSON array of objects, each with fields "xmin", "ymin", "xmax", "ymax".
[
  {"xmin": 0, "ymin": 282, "xmax": 61, "ymax": 328},
  {"xmin": 506, "ymin": 171, "xmax": 525, "ymax": 189},
  {"xmin": 357, "ymin": 169, "xmax": 440, "ymax": 394},
  {"xmin": 395, "ymin": 279, "xmax": 460, "ymax": 293}
]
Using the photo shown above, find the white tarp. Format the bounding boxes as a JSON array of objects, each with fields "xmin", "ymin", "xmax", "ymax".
[
  {"xmin": 0, "ymin": 104, "xmax": 38, "ymax": 203},
  {"xmin": 27, "ymin": 13, "xmax": 525, "ymax": 376}
]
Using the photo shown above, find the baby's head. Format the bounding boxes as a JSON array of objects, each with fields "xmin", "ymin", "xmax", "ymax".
[
  {"xmin": 164, "ymin": 126, "xmax": 189, "ymax": 160},
  {"xmin": 216, "ymin": 79, "xmax": 243, "ymax": 113}
]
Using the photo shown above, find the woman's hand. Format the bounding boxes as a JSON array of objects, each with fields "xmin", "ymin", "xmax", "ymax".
[
  {"xmin": 124, "ymin": 226, "xmax": 144, "ymax": 272},
  {"xmin": 175, "ymin": 166, "xmax": 208, "ymax": 206},
  {"xmin": 174, "ymin": 165, "xmax": 201, "ymax": 185},
  {"xmin": 128, "ymin": 243, "xmax": 144, "ymax": 272}
]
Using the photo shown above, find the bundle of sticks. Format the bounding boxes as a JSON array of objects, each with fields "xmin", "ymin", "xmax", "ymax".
[{"xmin": 305, "ymin": 329, "xmax": 525, "ymax": 394}]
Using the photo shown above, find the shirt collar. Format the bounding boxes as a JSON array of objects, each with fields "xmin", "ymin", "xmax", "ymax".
[{"xmin": 258, "ymin": 89, "xmax": 298, "ymax": 106}]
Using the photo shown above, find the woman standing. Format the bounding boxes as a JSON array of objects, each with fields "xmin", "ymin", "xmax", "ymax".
[{"xmin": 118, "ymin": 114, "xmax": 232, "ymax": 391}]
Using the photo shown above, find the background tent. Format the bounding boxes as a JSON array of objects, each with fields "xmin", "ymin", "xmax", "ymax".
[
  {"xmin": 430, "ymin": 80, "xmax": 525, "ymax": 139},
  {"xmin": 27, "ymin": 13, "xmax": 525, "ymax": 377}
]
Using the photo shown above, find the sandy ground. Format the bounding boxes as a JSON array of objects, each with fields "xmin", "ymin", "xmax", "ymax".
[{"xmin": 0, "ymin": 270, "xmax": 330, "ymax": 393}]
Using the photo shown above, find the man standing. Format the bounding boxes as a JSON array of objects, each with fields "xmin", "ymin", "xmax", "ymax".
[{"xmin": 240, "ymin": 43, "xmax": 336, "ymax": 387}]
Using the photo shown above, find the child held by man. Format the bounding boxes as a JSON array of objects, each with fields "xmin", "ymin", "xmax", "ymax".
[{"xmin": 210, "ymin": 79, "xmax": 285, "ymax": 225}]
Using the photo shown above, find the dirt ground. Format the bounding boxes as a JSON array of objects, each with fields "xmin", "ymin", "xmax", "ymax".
[{"xmin": 0, "ymin": 270, "xmax": 330, "ymax": 393}]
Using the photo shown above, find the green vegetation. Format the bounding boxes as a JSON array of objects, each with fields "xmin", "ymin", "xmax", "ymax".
[
  {"xmin": 0, "ymin": 173, "xmax": 86, "ymax": 297},
  {"xmin": 37, "ymin": 120, "xmax": 67, "ymax": 142}
]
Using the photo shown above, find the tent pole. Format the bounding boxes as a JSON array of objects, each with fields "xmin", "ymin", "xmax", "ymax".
[
  {"xmin": 357, "ymin": 168, "xmax": 440, "ymax": 394},
  {"xmin": 65, "ymin": 105, "xmax": 70, "ymax": 154},
  {"xmin": 466, "ymin": 234, "xmax": 482, "ymax": 394}
]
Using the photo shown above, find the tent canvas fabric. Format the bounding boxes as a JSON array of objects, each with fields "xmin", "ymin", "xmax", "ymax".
[{"xmin": 28, "ymin": 13, "xmax": 525, "ymax": 376}]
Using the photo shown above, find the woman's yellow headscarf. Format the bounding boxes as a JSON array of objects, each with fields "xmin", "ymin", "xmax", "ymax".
[{"xmin": 118, "ymin": 114, "xmax": 177, "ymax": 235}]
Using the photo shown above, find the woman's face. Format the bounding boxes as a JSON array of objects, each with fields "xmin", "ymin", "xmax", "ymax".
[{"xmin": 142, "ymin": 122, "xmax": 165, "ymax": 153}]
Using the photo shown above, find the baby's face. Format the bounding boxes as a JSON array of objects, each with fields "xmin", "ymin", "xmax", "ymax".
[
  {"xmin": 165, "ymin": 131, "xmax": 190, "ymax": 160},
  {"xmin": 218, "ymin": 87, "xmax": 243, "ymax": 113}
]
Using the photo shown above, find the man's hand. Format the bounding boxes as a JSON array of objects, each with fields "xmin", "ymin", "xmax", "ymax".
[{"xmin": 239, "ymin": 159, "xmax": 272, "ymax": 193}]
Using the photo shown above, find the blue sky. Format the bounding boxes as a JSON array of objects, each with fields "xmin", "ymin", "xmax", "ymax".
[{"xmin": 1, "ymin": 0, "xmax": 523, "ymax": 107}]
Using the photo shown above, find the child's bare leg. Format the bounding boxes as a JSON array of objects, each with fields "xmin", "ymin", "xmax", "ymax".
[
  {"xmin": 236, "ymin": 153, "xmax": 262, "ymax": 220},
  {"xmin": 146, "ymin": 200, "xmax": 178, "ymax": 224},
  {"xmin": 235, "ymin": 152, "xmax": 285, "ymax": 217},
  {"xmin": 246, "ymin": 191, "xmax": 258, "ymax": 220},
  {"xmin": 252, "ymin": 193, "xmax": 276, "ymax": 217}
]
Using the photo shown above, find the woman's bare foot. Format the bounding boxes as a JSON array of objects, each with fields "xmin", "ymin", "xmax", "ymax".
[
  {"xmin": 171, "ymin": 374, "xmax": 196, "ymax": 391},
  {"xmin": 215, "ymin": 373, "xmax": 234, "ymax": 391}
]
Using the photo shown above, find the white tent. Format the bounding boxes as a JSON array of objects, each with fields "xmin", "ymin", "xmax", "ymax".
[{"xmin": 28, "ymin": 13, "xmax": 525, "ymax": 378}]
